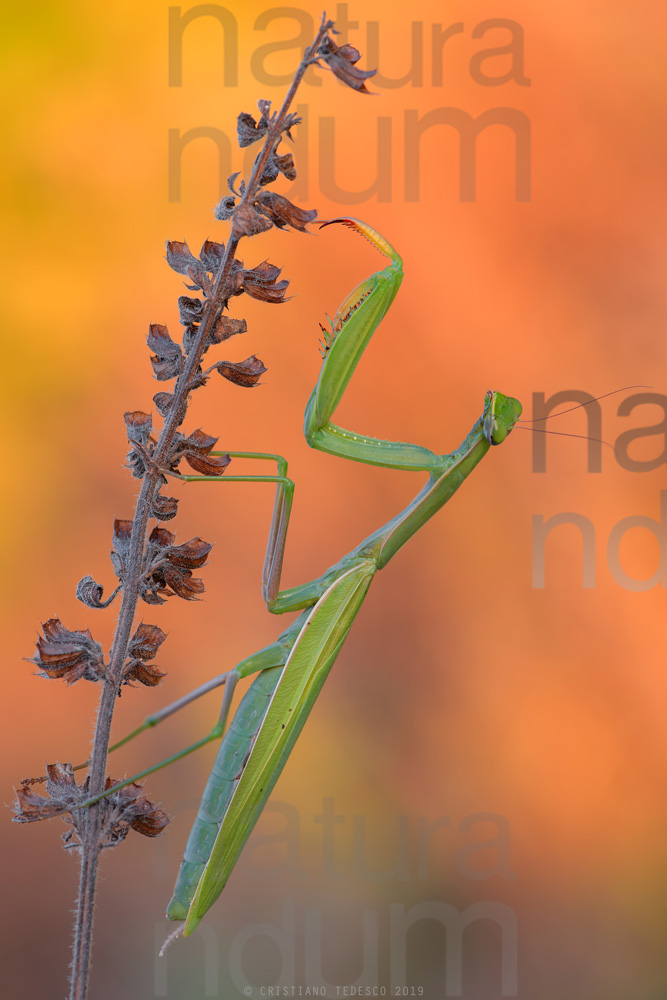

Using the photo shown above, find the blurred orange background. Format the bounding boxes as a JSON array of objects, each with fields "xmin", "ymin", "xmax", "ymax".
[{"xmin": 2, "ymin": 2, "xmax": 666, "ymax": 997}]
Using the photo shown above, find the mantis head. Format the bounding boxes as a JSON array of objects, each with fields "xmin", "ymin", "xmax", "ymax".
[{"xmin": 483, "ymin": 391, "xmax": 523, "ymax": 446}]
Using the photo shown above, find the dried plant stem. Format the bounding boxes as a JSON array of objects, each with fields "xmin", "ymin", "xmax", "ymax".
[{"xmin": 69, "ymin": 19, "xmax": 330, "ymax": 1000}]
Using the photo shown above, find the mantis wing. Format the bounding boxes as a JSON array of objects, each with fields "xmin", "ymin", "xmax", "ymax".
[{"xmin": 184, "ymin": 558, "xmax": 376, "ymax": 935}]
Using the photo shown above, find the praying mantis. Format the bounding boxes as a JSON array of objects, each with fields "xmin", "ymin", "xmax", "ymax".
[{"xmin": 98, "ymin": 217, "xmax": 522, "ymax": 938}]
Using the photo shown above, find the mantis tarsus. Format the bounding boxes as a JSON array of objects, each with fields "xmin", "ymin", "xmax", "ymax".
[{"xmin": 97, "ymin": 218, "xmax": 522, "ymax": 937}]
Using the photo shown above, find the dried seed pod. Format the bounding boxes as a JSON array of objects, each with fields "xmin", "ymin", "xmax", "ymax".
[
  {"xmin": 168, "ymin": 427, "xmax": 231, "ymax": 477},
  {"xmin": 199, "ymin": 239, "xmax": 226, "ymax": 271},
  {"xmin": 255, "ymin": 191, "xmax": 317, "ymax": 232},
  {"xmin": 140, "ymin": 527, "xmax": 213, "ymax": 604},
  {"xmin": 177, "ymin": 296, "xmax": 205, "ymax": 326},
  {"xmin": 274, "ymin": 151, "xmax": 297, "ymax": 180},
  {"xmin": 165, "ymin": 240, "xmax": 199, "ymax": 275},
  {"xmin": 124, "ymin": 410, "xmax": 155, "ymax": 478},
  {"xmin": 111, "ymin": 519, "xmax": 133, "ymax": 583},
  {"xmin": 318, "ymin": 37, "xmax": 376, "ymax": 93},
  {"xmin": 122, "ymin": 623, "xmax": 167, "ymax": 687},
  {"xmin": 213, "ymin": 356, "xmax": 267, "ymax": 387},
  {"xmin": 14, "ymin": 763, "xmax": 85, "ymax": 829},
  {"xmin": 237, "ymin": 111, "xmax": 270, "ymax": 148},
  {"xmin": 242, "ymin": 261, "xmax": 290, "ymax": 302},
  {"xmin": 210, "ymin": 315, "xmax": 247, "ymax": 345},
  {"xmin": 147, "ymin": 324, "xmax": 183, "ymax": 381},
  {"xmin": 28, "ymin": 619, "xmax": 106, "ymax": 685},
  {"xmin": 231, "ymin": 203, "xmax": 273, "ymax": 238},
  {"xmin": 101, "ymin": 780, "xmax": 169, "ymax": 841},
  {"xmin": 151, "ymin": 493, "xmax": 179, "ymax": 521}
]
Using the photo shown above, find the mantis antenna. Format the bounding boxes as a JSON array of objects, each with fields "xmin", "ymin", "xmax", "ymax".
[
  {"xmin": 514, "ymin": 385, "xmax": 654, "ymax": 451},
  {"xmin": 517, "ymin": 385, "xmax": 651, "ymax": 423}
]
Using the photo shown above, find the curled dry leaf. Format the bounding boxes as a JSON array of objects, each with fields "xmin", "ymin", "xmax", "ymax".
[
  {"xmin": 28, "ymin": 619, "xmax": 106, "ymax": 685},
  {"xmin": 75, "ymin": 575, "xmax": 119, "ymax": 610},
  {"xmin": 214, "ymin": 195, "xmax": 237, "ymax": 221},
  {"xmin": 227, "ymin": 171, "xmax": 243, "ymax": 197}
]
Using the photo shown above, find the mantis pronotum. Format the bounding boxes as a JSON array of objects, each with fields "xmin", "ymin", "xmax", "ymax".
[{"xmin": 97, "ymin": 217, "xmax": 522, "ymax": 937}]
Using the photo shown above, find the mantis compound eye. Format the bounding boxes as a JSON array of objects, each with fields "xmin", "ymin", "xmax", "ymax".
[
  {"xmin": 483, "ymin": 412, "xmax": 508, "ymax": 445},
  {"xmin": 491, "ymin": 421, "xmax": 508, "ymax": 445}
]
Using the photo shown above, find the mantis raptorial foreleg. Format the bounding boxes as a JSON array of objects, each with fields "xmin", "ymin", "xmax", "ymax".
[{"xmin": 89, "ymin": 218, "xmax": 521, "ymax": 937}]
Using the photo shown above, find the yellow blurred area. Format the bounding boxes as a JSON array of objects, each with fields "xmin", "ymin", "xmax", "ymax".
[{"xmin": 2, "ymin": 2, "xmax": 666, "ymax": 997}]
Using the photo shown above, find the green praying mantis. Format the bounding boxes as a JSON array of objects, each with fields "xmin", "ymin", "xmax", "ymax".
[{"xmin": 92, "ymin": 217, "xmax": 522, "ymax": 938}]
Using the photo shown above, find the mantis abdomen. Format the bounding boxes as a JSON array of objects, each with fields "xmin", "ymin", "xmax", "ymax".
[
  {"xmin": 167, "ymin": 666, "xmax": 282, "ymax": 919},
  {"xmin": 181, "ymin": 559, "xmax": 376, "ymax": 933}
]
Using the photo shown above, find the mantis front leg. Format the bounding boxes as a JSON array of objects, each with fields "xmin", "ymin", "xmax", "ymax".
[{"xmin": 304, "ymin": 218, "xmax": 445, "ymax": 472}]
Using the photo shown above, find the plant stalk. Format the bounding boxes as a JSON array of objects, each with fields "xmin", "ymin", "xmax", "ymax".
[{"xmin": 68, "ymin": 17, "xmax": 330, "ymax": 1000}]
